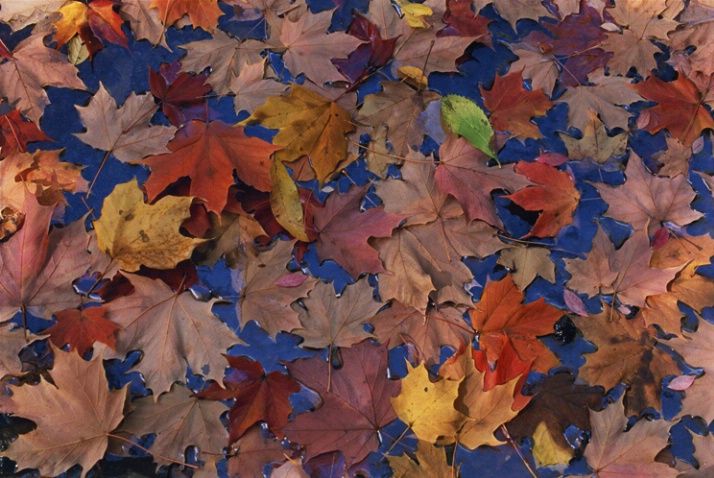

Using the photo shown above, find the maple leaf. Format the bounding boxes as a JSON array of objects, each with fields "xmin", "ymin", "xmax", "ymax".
[
  {"xmin": 506, "ymin": 371, "xmax": 604, "ymax": 452},
  {"xmin": 180, "ymin": 30, "xmax": 266, "ymax": 95},
  {"xmin": 559, "ymin": 110, "xmax": 628, "ymax": 165},
  {"xmin": 573, "ymin": 305, "xmax": 678, "ymax": 415},
  {"xmin": 474, "ymin": 0, "xmax": 553, "ymax": 30},
  {"xmin": 117, "ymin": 383, "xmax": 228, "ymax": 467},
  {"xmin": 141, "ymin": 120, "xmax": 279, "ymax": 214},
  {"xmin": 45, "ymin": 306, "xmax": 119, "ymax": 356},
  {"xmin": 313, "ymin": 185, "xmax": 404, "ymax": 278},
  {"xmin": 0, "ymin": 323, "xmax": 43, "ymax": 377},
  {"xmin": 682, "ymin": 433, "xmax": 714, "ymax": 477},
  {"xmin": 332, "ymin": 13, "xmax": 398, "ymax": 84},
  {"xmin": 240, "ymin": 84, "xmax": 354, "ymax": 183},
  {"xmin": 393, "ymin": 361, "xmax": 465, "ymax": 444},
  {"xmin": 438, "ymin": 346, "xmax": 522, "ymax": 449},
  {"xmin": 149, "ymin": 62, "xmax": 211, "ymax": 126},
  {"xmin": 0, "ymin": 190, "xmax": 91, "ymax": 322},
  {"xmin": 282, "ymin": 342, "xmax": 400, "ymax": 466},
  {"xmin": 197, "ymin": 355, "xmax": 300, "ymax": 443},
  {"xmin": 75, "ymin": 83, "xmax": 176, "ymax": 163},
  {"xmin": 0, "ymin": 110, "xmax": 51, "ymax": 158},
  {"xmin": 531, "ymin": 421, "xmax": 573, "ymax": 467},
  {"xmin": 472, "ymin": 338, "xmax": 532, "ymax": 411},
  {"xmin": 119, "ymin": 0, "xmax": 169, "ymax": 48},
  {"xmin": 93, "ymin": 178, "xmax": 203, "ymax": 272},
  {"xmin": 292, "ymin": 278, "xmax": 383, "ymax": 349},
  {"xmin": 357, "ymin": 82, "xmax": 440, "ymax": 156},
  {"xmin": 558, "ymin": 72, "xmax": 643, "ymax": 131},
  {"xmin": 505, "ymin": 160, "xmax": 580, "ymax": 238},
  {"xmin": 597, "ymin": 154, "xmax": 703, "ymax": 235},
  {"xmin": 103, "ymin": 273, "xmax": 240, "ymax": 396},
  {"xmin": 236, "ymin": 239, "xmax": 317, "ymax": 338},
  {"xmin": 229, "ymin": 60, "xmax": 288, "ymax": 114},
  {"xmin": 227, "ymin": 426, "xmax": 288, "ymax": 478},
  {"xmin": 653, "ymin": 136, "xmax": 695, "ymax": 178},
  {"xmin": 632, "ymin": 72, "xmax": 714, "ymax": 147},
  {"xmin": 371, "ymin": 302, "xmax": 474, "ymax": 366},
  {"xmin": 481, "ymin": 71, "xmax": 554, "ymax": 140},
  {"xmin": 2, "ymin": 347, "xmax": 127, "ymax": 478},
  {"xmin": 375, "ymin": 210, "xmax": 503, "ymax": 311},
  {"xmin": 0, "ymin": 0, "xmax": 70, "ymax": 31},
  {"xmin": 150, "ymin": 0, "xmax": 223, "ymax": 32},
  {"xmin": 0, "ymin": 33, "xmax": 86, "ymax": 123},
  {"xmin": 388, "ymin": 441, "xmax": 453, "ymax": 477},
  {"xmin": 497, "ymin": 245, "xmax": 556, "ymax": 291},
  {"xmin": 469, "ymin": 274, "xmax": 562, "ymax": 373},
  {"xmin": 669, "ymin": 1, "xmax": 714, "ymax": 77},
  {"xmin": 435, "ymin": 135, "xmax": 530, "ymax": 227},
  {"xmin": 565, "ymin": 226, "xmax": 681, "ymax": 307},
  {"xmin": 583, "ymin": 396, "xmax": 676, "ymax": 477},
  {"xmin": 669, "ymin": 318, "xmax": 714, "ymax": 423},
  {"xmin": 53, "ymin": 0, "xmax": 127, "ymax": 59},
  {"xmin": 270, "ymin": 8, "xmax": 363, "ymax": 85}
]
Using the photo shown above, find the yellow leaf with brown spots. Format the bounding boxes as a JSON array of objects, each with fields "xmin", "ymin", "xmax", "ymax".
[{"xmin": 93, "ymin": 178, "xmax": 204, "ymax": 272}]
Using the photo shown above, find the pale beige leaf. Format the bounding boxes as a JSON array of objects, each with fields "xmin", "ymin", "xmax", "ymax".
[
  {"xmin": 118, "ymin": 384, "xmax": 228, "ymax": 466},
  {"xmin": 293, "ymin": 278, "xmax": 382, "ymax": 349},
  {"xmin": 4, "ymin": 347, "xmax": 127, "ymax": 478},
  {"xmin": 120, "ymin": 0, "xmax": 169, "ymax": 49},
  {"xmin": 230, "ymin": 60, "xmax": 288, "ymax": 113},
  {"xmin": 75, "ymin": 83, "xmax": 176, "ymax": 162},
  {"xmin": 498, "ymin": 245, "xmax": 556, "ymax": 291},
  {"xmin": 103, "ymin": 273, "xmax": 240, "ymax": 396}
]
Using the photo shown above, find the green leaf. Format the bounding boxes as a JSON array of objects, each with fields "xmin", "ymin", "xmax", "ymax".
[{"xmin": 441, "ymin": 95, "xmax": 497, "ymax": 160}]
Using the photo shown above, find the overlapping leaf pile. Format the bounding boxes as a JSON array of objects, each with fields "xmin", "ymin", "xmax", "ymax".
[{"xmin": 0, "ymin": 0, "xmax": 713, "ymax": 476}]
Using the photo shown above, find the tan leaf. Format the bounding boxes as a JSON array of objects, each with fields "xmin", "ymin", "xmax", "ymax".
[
  {"xmin": 292, "ymin": 278, "xmax": 383, "ymax": 349},
  {"xmin": 118, "ymin": 384, "xmax": 228, "ymax": 467},
  {"xmin": 584, "ymin": 396, "xmax": 676, "ymax": 477},
  {"xmin": 670, "ymin": 318, "xmax": 714, "ymax": 422},
  {"xmin": 0, "ymin": 33, "xmax": 86, "ymax": 123},
  {"xmin": 4, "ymin": 347, "xmax": 127, "ymax": 478},
  {"xmin": 104, "ymin": 273, "xmax": 240, "ymax": 396},
  {"xmin": 0, "ymin": 0, "xmax": 69, "ymax": 31},
  {"xmin": 230, "ymin": 60, "xmax": 288, "ymax": 113},
  {"xmin": 653, "ymin": 136, "xmax": 693, "ymax": 178},
  {"xmin": 0, "ymin": 323, "xmax": 42, "ymax": 377},
  {"xmin": 236, "ymin": 240, "xmax": 317, "ymax": 338},
  {"xmin": 559, "ymin": 111, "xmax": 628, "ymax": 164},
  {"xmin": 497, "ymin": 245, "xmax": 556, "ymax": 291},
  {"xmin": 227, "ymin": 427, "xmax": 287, "ymax": 478},
  {"xmin": 119, "ymin": 0, "xmax": 169, "ymax": 49},
  {"xmin": 75, "ymin": 83, "xmax": 176, "ymax": 162},
  {"xmin": 388, "ymin": 440, "xmax": 453, "ymax": 477}
]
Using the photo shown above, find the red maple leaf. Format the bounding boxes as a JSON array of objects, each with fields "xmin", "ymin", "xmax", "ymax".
[
  {"xmin": 45, "ymin": 306, "xmax": 120, "ymax": 356},
  {"xmin": 197, "ymin": 355, "xmax": 301, "ymax": 444},
  {"xmin": 0, "ymin": 110, "xmax": 51, "ymax": 158},
  {"xmin": 142, "ymin": 120, "xmax": 280, "ymax": 214},
  {"xmin": 149, "ymin": 62, "xmax": 212, "ymax": 127}
]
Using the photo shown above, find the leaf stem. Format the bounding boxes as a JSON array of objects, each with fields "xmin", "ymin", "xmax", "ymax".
[{"xmin": 106, "ymin": 432, "xmax": 200, "ymax": 470}]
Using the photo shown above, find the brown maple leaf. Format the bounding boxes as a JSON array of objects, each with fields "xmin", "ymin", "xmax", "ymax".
[
  {"xmin": 103, "ymin": 273, "xmax": 240, "ymax": 396},
  {"xmin": 236, "ymin": 240, "xmax": 317, "ymax": 338},
  {"xmin": 0, "ymin": 323, "xmax": 43, "ymax": 377},
  {"xmin": 4, "ymin": 347, "xmax": 127, "ymax": 478},
  {"xmin": 117, "ymin": 383, "xmax": 228, "ymax": 468},
  {"xmin": 357, "ymin": 81, "xmax": 440, "ymax": 157},
  {"xmin": 435, "ymin": 135, "xmax": 531, "ymax": 227},
  {"xmin": 271, "ymin": 8, "xmax": 363, "ymax": 85},
  {"xmin": 227, "ymin": 426, "xmax": 289, "ymax": 478},
  {"xmin": 0, "ymin": 190, "xmax": 90, "ymax": 322},
  {"xmin": 313, "ymin": 185, "xmax": 404, "ymax": 278},
  {"xmin": 573, "ymin": 305, "xmax": 679, "ymax": 415},
  {"xmin": 670, "ymin": 318, "xmax": 714, "ymax": 423},
  {"xmin": 584, "ymin": 396, "xmax": 676, "ymax": 477},
  {"xmin": 0, "ymin": 33, "xmax": 86, "ymax": 123},
  {"xmin": 281, "ymin": 341, "xmax": 400, "ymax": 466},
  {"xmin": 565, "ymin": 226, "xmax": 681, "ymax": 308},
  {"xmin": 292, "ymin": 278, "xmax": 383, "ymax": 349},
  {"xmin": 370, "ymin": 301, "xmax": 474, "ymax": 366},
  {"xmin": 597, "ymin": 155, "xmax": 703, "ymax": 236},
  {"xmin": 469, "ymin": 274, "xmax": 562, "ymax": 373},
  {"xmin": 75, "ymin": 83, "xmax": 176, "ymax": 163}
]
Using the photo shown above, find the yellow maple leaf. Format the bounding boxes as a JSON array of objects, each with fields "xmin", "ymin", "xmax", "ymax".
[{"xmin": 93, "ymin": 178, "xmax": 204, "ymax": 272}]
